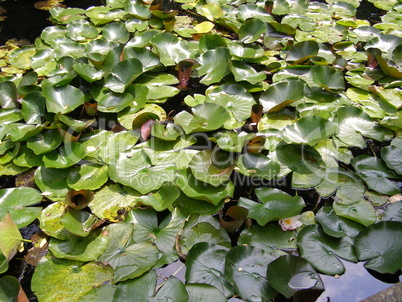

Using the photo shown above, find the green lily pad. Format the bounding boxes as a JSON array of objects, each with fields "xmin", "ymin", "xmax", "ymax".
[
  {"xmin": 128, "ymin": 208, "xmax": 186, "ymax": 263},
  {"xmin": 151, "ymin": 122, "xmax": 183, "ymax": 141},
  {"xmin": 0, "ymin": 81, "xmax": 17, "ymax": 109},
  {"xmin": 150, "ymin": 276, "xmax": 188, "ymax": 302},
  {"xmin": 205, "ymin": 84, "xmax": 256, "ymax": 122},
  {"xmin": 276, "ymin": 143, "xmax": 324, "ymax": 174},
  {"xmin": 297, "ymin": 224, "xmax": 358, "ymax": 275},
  {"xmin": 174, "ymin": 103, "xmax": 230, "ymax": 134},
  {"xmin": 185, "ymin": 283, "xmax": 227, "ymax": 302},
  {"xmin": 239, "ymin": 18, "xmax": 268, "ymax": 43},
  {"xmin": 67, "ymin": 163, "xmax": 109, "ymax": 191},
  {"xmin": 238, "ymin": 224, "xmax": 297, "ymax": 256},
  {"xmin": 236, "ymin": 153, "xmax": 281, "ymax": 180},
  {"xmin": 89, "ymin": 184, "xmax": 141, "ymax": 222},
  {"xmin": 229, "ymin": 60, "xmax": 266, "ymax": 85},
  {"xmin": 49, "ymin": 229, "xmax": 109, "ymax": 261},
  {"xmin": 31, "ymin": 254, "xmax": 114, "ymax": 301},
  {"xmin": 60, "ymin": 208, "xmax": 100, "ymax": 237},
  {"xmin": 39, "ymin": 202, "xmax": 73, "ymax": 240},
  {"xmin": 282, "ymin": 116, "xmax": 337, "ymax": 146},
  {"xmin": 225, "ymin": 245, "xmax": 278, "ymax": 301},
  {"xmin": 215, "ymin": 131, "xmax": 254, "ymax": 153},
  {"xmin": 136, "ymin": 183, "xmax": 180, "ymax": 212},
  {"xmin": 315, "ymin": 206, "xmax": 364, "ymax": 238},
  {"xmin": 42, "ymin": 143, "xmax": 86, "ymax": 169},
  {"xmin": 109, "ymin": 150, "xmax": 177, "ymax": 194},
  {"xmin": 311, "ymin": 65, "xmax": 345, "ymax": 91},
  {"xmin": 98, "ymin": 222, "xmax": 159, "ymax": 283},
  {"xmin": 150, "ymin": 32, "xmax": 192, "ymax": 66},
  {"xmin": 21, "ymin": 91, "xmax": 46, "ymax": 124},
  {"xmin": 0, "ymin": 275, "xmax": 21, "ymax": 301},
  {"xmin": 0, "ymin": 213, "xmax": 23, "ymax": 260},
  {"xmin": 177, "ymin": 214, "xmax": 231, "ymax": 256},
  {"xmin": 197, "ymin": 47, "xmax": 231, "ymax": 85},
  {"xmin": 105, "ymin": 58, "xmax": 143, "ymax": 93},
  {"xmin": 98, "ymin": 130, "xmax": 140, "ymax": 165},
  {"xmin": 42, "ymin": 84, "xmax": 85, "ymax": 114},
  {"xmin": 80, "ymin": 270, "xmax": 157, "ymax": 301},
  {"xmin": 238, "ymin": 187, "xmax": 305, "ymax": 225},
  {"xmin": 333, "ymin": 198, "xmax": 377, "ymax": 227},
  {"xmin": 123, "ymin": 47, "xmax": 161, "ymax": 72},
  {"xmin": 267, "ymin": 255, "xmax": 324, "ymax": 299},
  {"xmin": 351, "ymin": 155, "xmax": 401, "ymax": 195},
  {"xmin": 0, "ymin": 187, "xmax": 43, "ymax": 228},
  {"xmin": 185, "ymin": 242, "xmax": 234, "ymax": 298},
  {"xmin": 334, "ymin": 106, "xmax": 387, "ymax": 148},
  {"xmin": 315, "ymin": 168, "xmax": 365, "ymax": 204},
  {"xmin": 381, "ymin": 145, "xmax": 402, "ymax": 175},
  {"xmin": 102, "ymin": 21, "xmax": 130, "ymax": 44},
  {"xmin": 189, "ymin": 149, "xmax": 233, "ymax": 187},
  {"xmin": 73, "ymin": 63, "xmax": 103, "ymax": 82},
  {"xmin": 175, "ymin": 169, "xmax": 234, "ymax": 205},
  {"xmin": 67, "ymin": 19, "xmax": 100, "ymax": 41},
  {"xmin": 286, "ymin": 41, "xmax": 320, "ymax": 64},
  {"xmin": 259, "ymin": 79, "xmax": 305, "ymax": 112},
  {"xmin": 381, "ymin": 200, "xmax": 402, "ymax": 222},
  {"xmin": 355, "ymin": 221, "xmax": 402, "ymax": 274},
  {"xmin": 27, "ymin": 129, "xmax": 63, "ymax": 155}
]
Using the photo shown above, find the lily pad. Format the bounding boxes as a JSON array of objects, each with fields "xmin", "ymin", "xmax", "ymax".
[
  {"xmin": 39, "ymin": 202, "xmax": 73, "ymax": 240},
  {"xmin": 0, "ymin": 213, "xmax": 23, "ymax": 260},
  {"xmin": 282, "ymin": 116, "xmax": 337, "ymax": 146},
  {"xmin": 315, "ymin": 168, "xmax": 365, "ymax": 204},
  {"xmin": 67, "ymin": 163, "xmax": 109, "ymax": 191},
  {"xmin": 89, "ymin": 184, "xmax": 141, "ymax": 222},
  {"xmin": 205, "ymin": 84, "xmax": 256, "ymax": 122},
  {"xmin": 0, "ymin": 187, "xmax": 43, "ymax": 228},
  {"xmin": 276, "ymin": 143, "xmax": 324, "ymax": 174},
  {"xmin": 49, "ymin": 229, "xmax": 109, "ymax": 261},
  {"xmin": 351, "ymin": 155, "xmax": 401, "ymax": 195},
  {"xmin": 333, "ymin": 198, "xmax": 377, "ymax": 227},
  {"xmin": 259, "ymin": 79, "xmax": 305, "ymax": 112},
  {"xmin": 177, "ymin": 214, "xmax": 231, "ymax": 256},
  {"xmin": 267, "ymin": 255, "xmax": 324, "ymax": 299},
  {"xmin": 355, "ymin": 221, "xmax": 402, "ymax": 274},
  {"xmin": 104, "ymin": 58, "xmax": 143, "ymax": 93},
  {"xmin": 185, "ymin": 242, "xmax": 234, "ymax": 298},
  {"xmin": 334, "ymin": 106, "xmax": 387, "ymax": 148},
  {"xmin": 185, "ymin": 284, "xmax": 227, "ymax": 302},
  {"xmin": 238, "ymin": 224, "xmax": 297, "ymax": 256},
  {"xmin": 174, "ymin": 103, "xmax": 230, "ymax": 134},
  {"xmin": 126, "ymin": 208, "xmax": 186, "ymax": 265},
  {"xmin": 31, "ymin": 254, "xmax": 114, "ymax": 301},
  {"xmin": 34, "ymin": 166, "xmax": 72, "ymax": 201},
  {"xmin": 150, "ymin": 276, "xmax": 188, "ymax": 302},
  {"xmin": 189, "ymin": 149, "xmax": 233, "ymax": 187},
  {"xmin": 381, "ymin": 145, "xmax": 402, "ymax": 175},
  {"xmin": 225, "ymin": 246, "xmax": 278, "ymax": 301},
  {"xmin": 175, "ymin": 169, "xmax": 234, "ymax": 205},
  {"xmin": 197, "ymin": 47, "xmax": 231, "ymax": 85},
  {"xmin": 297, "ymin": 224, "xmax": 357, "ymax": 275},
  {"xmin": 315, "ymin": 206, "xmax": 364, "ymax": 238},
  {"xmin": 42, "ymin": 84, "xmax": 85, "ymax": 114},
  {"xmin": 238, "ymin": 187, "xmax": 305, "ymax": 225},
  {"xmin": 98, "ymin": 222, "xmax": 159, "ymax": 283}
]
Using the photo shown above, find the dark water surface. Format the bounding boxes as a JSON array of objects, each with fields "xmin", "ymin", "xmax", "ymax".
[{"xmin": 0, "ymin": 0, "xmax": 400, "ymax": 301}]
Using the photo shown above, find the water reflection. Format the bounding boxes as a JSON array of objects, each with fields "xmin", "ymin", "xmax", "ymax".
[
  {"xmin": 157, "ymin": 259, "xmax": 401, "ymax": 302},
  {"xmin": 317, "ymin": 260, "xmax": 401, "ymax": 302}
]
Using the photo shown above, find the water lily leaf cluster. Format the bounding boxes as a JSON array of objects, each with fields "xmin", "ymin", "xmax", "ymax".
[{"xmin": 0, "ymin": 0, "xmax": 402, "ymax": 300}]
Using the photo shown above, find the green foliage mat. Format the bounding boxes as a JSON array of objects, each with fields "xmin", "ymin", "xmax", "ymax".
[{"xmin": 0, "ymin": 0, "xmax": 402, "ymax": 301}]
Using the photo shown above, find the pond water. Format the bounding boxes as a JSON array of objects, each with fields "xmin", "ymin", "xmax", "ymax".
[
  {"xmin": 0, "ymin": 0, "xmax": 401, "ymax": 301},
  {"xmin": 156, "ymin": 258, "xmax": 401, "ymax": 302}
]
